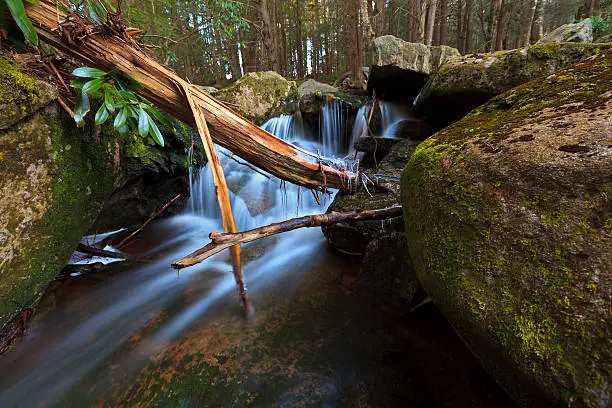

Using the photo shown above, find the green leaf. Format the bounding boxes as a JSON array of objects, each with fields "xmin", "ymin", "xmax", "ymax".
[
  {"xmin": 118, "ymin": 124, "xmax": 130, "ymax": 136},
  {"xmin": 118, "ymin": 90, "xmax": 138, "ymax": 102},
  {"xmin": 143, "ymin": 105, "xmax": 170, "ymax": 127},
  {"xmin": 114, "ymin": 106, "xmax": 128, "ymax": 130},
  {"xmin": 70, "ymin": 78, "xmax": 89, "ymax": 89},
  {"xmin": 82, "ymin": 78, "xmax": 106, "ymax": 94},
  {"xmin": 138, "ymin": 108, "xmax": 150, "ymax": 137},
  {"xmin": 72, "ymin": 67, "xmax": 107, "ymax": 78},
  {"xmin": 104, "ymin": 88, "xmax": 115, "ymax": 112},
  {"xmin": 6, "ymin": 0, "xmax": 39, "ymax": 45},
  {"xmin": 73, "ymin": 91, "xmax": 90, "ymax": 125},
  {"xmin": 94, "ymin": 104, "xmax": 110, "ymax": 125},
  {"xmin": 148, "ymin": 117, "xmax": 164, "ymax": 147}
]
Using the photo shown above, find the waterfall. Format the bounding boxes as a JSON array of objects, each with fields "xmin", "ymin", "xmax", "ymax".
[
  {"xmin": 261, "ymin": 114, "xmax": 297, "ymax": 142},
  {"xmin": 319, "ymin": 99, "xmax": 345, "ymax": 156},
  {"xmin": 379, "ymin": 102, "xmax": 411, "ymax": 138}
]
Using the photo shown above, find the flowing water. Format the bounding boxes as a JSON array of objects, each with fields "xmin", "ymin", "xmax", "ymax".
[{"xmin": 0, "ymin": 101, "xmax": 516, "ymax": 407}]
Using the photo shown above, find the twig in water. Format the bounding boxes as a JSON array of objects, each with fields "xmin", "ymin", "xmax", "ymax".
[{"xmin": 116, "ymin": 193, "xmax": 181, "ymax": 249}]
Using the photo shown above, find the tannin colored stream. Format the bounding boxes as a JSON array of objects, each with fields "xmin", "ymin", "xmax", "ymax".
[{"xmin": 0, "ymin": 102, "xmax": 517, "ymax": 407}]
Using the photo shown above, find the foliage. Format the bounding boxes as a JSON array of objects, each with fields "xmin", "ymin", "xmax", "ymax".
[
  {"xmin": 591, "ymin": 15, "xmax": 612, "ymax": 36},
  {"xmin": 1, "ymin": 0, "xmax": 39, "ymax": 45},
  {"xmin": 70, "ymin": 67, "xmax": 169, "ymax": 146}
]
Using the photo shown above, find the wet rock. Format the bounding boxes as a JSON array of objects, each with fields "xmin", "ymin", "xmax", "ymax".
[
  {"xmin": 402, "ymin": 51, "xmax": 612, "ymax": 407},
  {"xmin": 539, "ymin": 18, "xmax": 593, "ymax": 43},
  {"xmin": 368, "ymin": 35, "xmax": 459, "ymax": 102},
  {"xmin": 297, "ymin": 78, "xmax": 338, "ymax": 97},
  {"xmin": 415, "ymin": 42, "xmax": 609, "ymax": 126},
  {"xmin": 355, "ymin": 232, "xmax": 420, "ymax": 315},
  {"xmin": 322, "ymin": 140, "xmax": 420, "ymax": 254},
  {"xmin": 354, "ymin": 137, "xmax": 401, "ymax": 165},
  {"xmin": 215, "ymin": 71, "xmax": 298, "ymax": 124}
]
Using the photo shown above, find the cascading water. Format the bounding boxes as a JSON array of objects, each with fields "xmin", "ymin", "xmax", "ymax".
[
  {"xmin": 379, "ymin": 101, "xmax": 412, "ymax": 138},
  {"xmin": 319, "ymin": 98, "xmax": 345, "ymax": 156}
]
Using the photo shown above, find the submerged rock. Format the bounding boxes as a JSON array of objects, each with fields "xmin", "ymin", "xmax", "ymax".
[
  {"xmin": 355, "ymin": 232, "xmax": 420, "ymax": 315},
  {"xmin": 539, "ymin": 18, "xmax": 593, "ymax": 43},
  {"xmin": 215, "ymin": 71, "xmax": 297, "ymax": 124},
  {"xmin": 415, "ymin": 42, "xmax": 609, "ymax": 126},
  {"xmin": 402, "ymin": 50, "xmax": 612, "ymax": 407}
]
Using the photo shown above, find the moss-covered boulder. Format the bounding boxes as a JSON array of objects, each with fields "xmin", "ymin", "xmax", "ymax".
[
  {"xmin": 0, "ymin": 57, "xmax": 197, "ymax": 346},
  {"xmin": 0, "ymin": 89, "xmax": 120, "ymax": 335},
  {"xmin": 215, "ymin": 71, "xmax": 297, "ymax": 124},
  {"xmin": 415, "ymin": 42, "xmax": 609, "ymax": 126},
  {"xmin": 401, "ymin": 50, "xmax": 611, "ymax": 407}
]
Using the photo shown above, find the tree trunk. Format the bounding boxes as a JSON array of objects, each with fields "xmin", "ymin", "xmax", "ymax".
[
  {"xmin": 456, "ymin": 0, "xmax": 463, "ymax": 51},
  {"xmin": 417, "ymin": 0, "xmax": 428, "ymax": 43},
  {"xmin": 346, "ymin": 0, "xmax": 363, "ymax": 84},
  {"xmin": 374, "ymin": 0, "xmax": 387, "ymax": 36},
  {"xmin": 425, "ymin": 0, "xmax": 439, "ymax": 45},
  {"xmin": 530, "ymin": 0, "xmax": 544, "ymax": 43},
  {"xmin": 361, "ymin": 0, "xmax": 376, "ymax": 63},
  {"xmin": 296, "ymin": 0, "xmax": 305, "ymax": 77},
  {"xmin": 493, "ymin": 0, "xmax": 507, "ymax": 51},
  {"xmin": 260, "ymin": 0, "xmax": 279, "ymax": 72},
  {"xmin": 523, "ymin": 0, "xmax": 538, "ymax": 46},
  {"xmin": 439, "ymin": 0, "xmax": 448, "ymax": 45},
  {"xmin": 462, "ymin": 0, "xmax": 472, "ymax": 53},
  {"xmin": 25, "ymin": 0, "xmax": 359, "ymax": 191}
]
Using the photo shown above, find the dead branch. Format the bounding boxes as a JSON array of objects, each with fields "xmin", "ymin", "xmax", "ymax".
[
  {"xmin": 182, "ymin": 83, "xmax": 249, "ymax": 311},
  {"xmin": 171, "ymin": 205, "xmax": 403, "ymax": 269},
  {"xmin": 25, "ymin": 0, "xmax": 361, "ymax": 192},
  {"xmin": 75, "ymin": 242, "xmax": 128, "ymax": 260},
  {"xmin": 116, "ymin": 193, "xmax": 181, "ymax": 249}
]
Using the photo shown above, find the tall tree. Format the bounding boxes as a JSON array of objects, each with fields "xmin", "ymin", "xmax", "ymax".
[
  {"xmin": 346, "ymin": 0, "xmax": 362, "ymax": 84},
  {"xmin": 530, "ymin": 0, "xmax": 544, "ymax": 43},
  {"xmin": 425, "ymin": 0, "xmax": 439, "ymax": 45},
  {"xmin": 523, "ymin": 0, "xmax": 538, "ymax": 46},
  {"xmin": 439, "ymin": 0, "xmax": 448, "ymax": 45},
  {"xmin": 296, "ymin": 0, "xmax": 305, "ymax": 77},
  {"xmin": 260, "ymin": 0, "xmax": 280, "ymax": 72}
]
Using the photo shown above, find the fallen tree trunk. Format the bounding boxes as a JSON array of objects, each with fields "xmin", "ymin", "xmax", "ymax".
[
  {"xmin": 25, "ymin": 0, "xmax": 360, "ymax": 192},
  {"xmin": 172, "ymin": 205, "xmax": 403, "ymax": 269}
]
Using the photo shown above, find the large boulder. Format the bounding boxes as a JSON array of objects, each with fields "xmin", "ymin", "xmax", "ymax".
[
  {"xmin": 368, "ymin": 35, "xmax": 460, "ymax": 101},
  {"xmin": 215, "ymin": 71, "xmax": 297, "ymax": 124},
  {"xmin": 0, "ymin": 57, "xmax": 196, "ymax": 343},
  {"xmin": 539, "ymin": 19, "xmax": 593, "ymax": 43},
  {"xmin": 415, "ymin": 42, "xmax": 608, "ymax": 126},
  {"xmin": 401, "ymin": 50, "xmax": 611, "ymax": 407}
]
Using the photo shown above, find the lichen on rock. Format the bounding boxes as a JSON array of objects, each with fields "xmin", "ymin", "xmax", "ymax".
[{"xmin": 401, "ymin": 50, "xmax": 611, "ymax": 407}]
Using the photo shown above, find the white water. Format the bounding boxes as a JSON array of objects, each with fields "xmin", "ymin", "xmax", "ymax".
[
  {"xmin": 379, "ymin": 101, "xmax": 412, "ymax": 138},
  {"xmin": 0, "ymin": 107, "xmax": 364, "ymax": 407}
]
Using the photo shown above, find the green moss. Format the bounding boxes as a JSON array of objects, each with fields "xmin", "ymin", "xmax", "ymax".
[
  {"xmin": 0, "ymin": 57, "xmax": 38, "ymax": 104},
  {"xmin": 528, "ymin": 43, "xmax": 561, "ymax": 59},
  {"xmin": 401, "ymin": 50, "xmax": 612, "ymax": 407}
]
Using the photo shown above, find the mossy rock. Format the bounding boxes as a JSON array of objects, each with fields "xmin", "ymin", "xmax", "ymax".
[
  {"xmin": 0, "ymin": 104, "xmax": 120, "ymax": 334},
  {"xmin": 401, "ymin": 50, "xmax": 612, "ymax": 407},
  {"xmin": 215, "ymin": 71, "xmax": 298, "ymax": 125},
  {"xmin": 0, "ymin": 56, "xmax": 57, "ymax": 130},
  {"xmin": 415, "ymin": 42, "xmax": 610, "ymax": 126}
]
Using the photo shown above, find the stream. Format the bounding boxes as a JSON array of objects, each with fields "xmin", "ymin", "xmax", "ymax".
[{"xmin": 0, "ymin": 103, "xmax": 517, "ymax": 407}]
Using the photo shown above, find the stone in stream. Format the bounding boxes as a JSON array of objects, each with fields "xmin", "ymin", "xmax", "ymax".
[
  {"xmin": 297, "ymin": 78, "xmax": 338, "ymax": 97},
  {"xmin": 0, "ymin": 55, "xmax": 198, "ymax": 342},
  {"xmin": 322, "ymin": 139, "xmax": 420, "ymax": 255},
  {"xmin": 415, "ymin": 42, "xmax": 610, "ymax": 127},
  {"xmin": 402, "ymin": 50, "xmax": 612, "ymax": 407}
]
